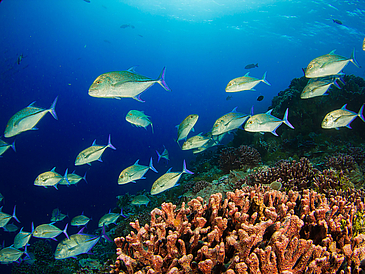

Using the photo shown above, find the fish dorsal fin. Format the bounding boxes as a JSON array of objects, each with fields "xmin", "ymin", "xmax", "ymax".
[
  {"xmin": 108, "ymin": 209, "xmax": 111, "ymax": 213},
  {"xmin": 134, "ymin": 159, "xmax": 140, "ymax": 165},
  {"xmin": 266, "ymin": 109, "xmax": 274, "ymax": 115},
  {"xmin": 341, "ymin": 104, "xmax": 348, "ymax": 110},
  {"xmin": 51, "ymin": 167, "xmax": 56, "ymax": 172},
  {"xmin": 244, "ymin": 72, "xmax": 250, "ymax": 77},
  {"xmin": 92, "ymin": 139, "xmax": 97, "ymax": 146},
  {"xmin": 231, "ymin": 107, "xmax": 238, "ymax": 113},
  {"xmin": 167, "ymin": 167, "xmax": 173, "ymax": 173},
  {"xmin": 78, "ymin": 227, "xmax": 86, "ymax": 234},
  {"xmin": 329, "ymin": 49, "xmax": 336, "ymax": 55},
  {"xmin": 127, "ymin": 66, "xmax": 137, "ymax": 73},
  {"xmin": 28, "ymin": 101, "xmax": 37, "ymax": 107}
]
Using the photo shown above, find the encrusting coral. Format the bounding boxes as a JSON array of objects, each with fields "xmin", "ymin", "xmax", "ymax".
[{"xmin": 109, "ymin": 184, "xmax": 365, "ymax": 274}]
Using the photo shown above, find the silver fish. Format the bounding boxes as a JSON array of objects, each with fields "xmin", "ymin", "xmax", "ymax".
[
  {"xmin": 0, "ymin": 246, "xmax": 26, "ymax": 264},
  {"xmin": 131, "ymin": 194, "xmax": 150, "ymax": 207},
  {"xmin": 301, "ymin": 76, "xmax": 343, "ymax": 99},
  {"xmin": 182, "ymin": 133, "xmax": 210, "ymax": 150},
  {"xmin": 211, "ymin": 107, "xmax": 251, "ymax": 136},
  {"xmin": 0, "ymin": 139, "xmax": 15, "ymax": 156},
  {"xmin": 71, "ymin": 213, "xmax": 91, "ymax": 227},
  {"xmin": 4, "ymin": 96, "xmax": 58, "ymax": 138},
  {"xmin": 118, "ymin": 157, "xmax": 157, "ymax": 185},
  {"xmin": 176, "ymin": 114, "xmax": 199, "ymax": 142},
  {"xmin": 156, "ymin": 146, "xmax": 169, "ymax": 163},
  {"xmin": 126, "ymin": 110, "xmax": 153, "ymax": 132},
  {"xmin": 0, "ymin": 206, "xmax": 20, "ymax": 228},
  {"xmin": 34, "ymin": 167, "xmax": 69, "ymax": 189},
  {"xmin": 226, "ymin": 72, "xmax": 271, "ymax": 92},
  {"xmin": 50, "ymin": 208, "xmax": 67, "ymax": 222},
  {"xmin": 59, "ymin": 171, "xmax": 87, "ymax": 186},
  {"xmin": 88, "ymin": 67, "xmax": 170, "ymax": 102},
  {"xmin": 33, "ymin": 223, "xmax": 69, "ymax": 240},
  {"xmin": 13, "ymin": 224, "xmax": 33, "ymax": 249},
  {"xmin": 98, "ymin": 208, "xmax": 126, "ymax": 227},
  {"xmin": 321, "ymin": 104, "xmax": 365, "ymax": 129}
]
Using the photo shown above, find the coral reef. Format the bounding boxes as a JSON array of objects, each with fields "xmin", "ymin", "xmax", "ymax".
[{"xmin": 109, "ymin": 185, "xmax": 365, "ymax": 273}]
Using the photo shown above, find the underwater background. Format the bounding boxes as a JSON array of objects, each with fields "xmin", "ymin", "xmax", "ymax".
[{"xmin": 0, "ymin": 0, "xmax": 365, "ymax": 273}]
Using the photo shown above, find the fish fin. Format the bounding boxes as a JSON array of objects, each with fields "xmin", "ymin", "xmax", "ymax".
[
  {"xmin": 51, "ymin": 167, "xmax": 57, "ymax": 172},
  {"xmin": 92, "ymin": 139, "xmax": 97, "ymax": 146},
  {"xmin": 63, "ymin": 223, "xmax": 69, "ymax": 239},
  {"xmin": 335, "ymin": 127, "xmax": 340, "ymax": 130},
  {"xmin": 259, "ymin": 132, "xmax": 265, "ymax": 135},
  {"xmin": 87, "ymin": 162, "xmax": 91, "ymax": 166},
  {"xmin": 63, "ymin": 168, "xmax": 70, "ymax": 185},
  {"xmin": 333, "ymin": 80, "xmax": 341, "ymax": 89},
  {"xmin": 329, "ymin": 49, "xmax": 336, "ymax": 55},
  {"xmin": 167, "ymin": 167, "xmax": 173, "ymax": 173},
  {"xmin": 10, "ymin": 140, "xmax": 16, "ymax": 152},
  {"xmin": 120, "ymin": 207, "xmax": 127, "ymax": 218},
  {"xmin": 48, "ymin": 96, "xmax": 58, "ymax": 120},
  {"xmin": 250, "ymin": 105, "xmax": 254, "ymax": 116},
  {"xmin": 182, "ymin": 160, "xmax": 194, "ymax": 174},
  {"xmin": 131, "ymin": 181, "xmax": 137, "ymax": 183},
  {"xmin": 358, "ymin": 104, "xmax": 365, "ymax": 122},
  {"xmin": 54, "ymin": 185, "xmax": 59, "ymax": 190},
  {"xmin": 191, "ymin": 127, "xmax": 195, "ymax": 132},
  {"xmin": 341, "ymin": 104, "xmax": 348, "ymax": 110},
  {"xmin": 12, "ymin": 205, "xmax": 20, "ymax": 223},
  {"xmin": 102, "ymin": 224, "xmax": 113, "ymax": 242},
  {"xmin": 271, "ymin": 129, "xmax": 279, "ymax": 136},
  {"xmin": 150, "ymin": 123, "xmax": 154, "ymax": 134},
  {"xmin": 127, "ymin": 66, "xmax": 137, "ymax": 73},
  {"xmin": 133, "ymin": 94, "xmax": 145, "ymax": 103},
  {"xmin": 134, "ymin": 159, "xmax": 140, "ymax": 165},
  {"xmin": 28, "ymin": 101, "xmax": 36, "ymax": 107},
  {"xmin": 350, "ymin": 48, "xmax": 361, "ymax": 68},
  {"xmin": 98, "ymin": 157, "xmax": 103, "ymax": 162},
  {"xmin": 156, "ymin": 150, "xmax": 161, "ymax": 162},
  {"xmin": 261, "ymin": 71, "xmax": 271, "ymax": 86},
  {"xmin": 266, "ymin": 109, "xmax": 274, "ymax": 115},
  {"xmin": 31, "ymin": 127, "xmax": 39, "ymax": 131},
  {"xmin": 345, "ymin": 124, "xmax": 352, "ymax": 129},
  {"xmin": 244, "ymin": 72, "xmax": 250, "ymax": 76},
  {"xmin": 149, "ymin": 157, "xmax": 158, "ymax": 173},
  {"xmin": 157, "ymin": 67, "xmax": 171, "ymax": 91},
  {"xmin": 231, "ymin": 107, "xmax": 238, "ymax": 113},
  {"xmin": 256, "ymin": 63, "xmax": 258, "ymax": 67},
  {"xmin": 282, "ymin": 108, "xmax": 294, "ymax": 129},
  {"xmin": 140, "ymin": 177, "xmax": 146, "ymax": 180},
  {"xmin": 107, "ymin": 134, "xmax": 116, "ymax": 150}
]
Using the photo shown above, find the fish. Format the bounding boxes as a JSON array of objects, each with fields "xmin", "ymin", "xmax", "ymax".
[
  {"xmin": 83, "ymin": 0, "xmax": 90, "ymax": 3},
  {"xmin": 88, "ymin": 67, "xmax": 170, "ymax": 102},
  {"xmin": 256, "ymin": 95, "xmax": 264, "ymax": 101},
  {"xmin": 245, "ymin": 63, "xmax": 258, "ymax": 69},
  {"xmin": 55, "ymin": 226, "xmax": 110, "ymax": 260},
  {"xmin": 126, "ymin": 110, "xmax": 153, "ymax": 132},
  {"xmin": 0, "ymin": 139, "xmax": 15, "ymax": 156},
  {"xmin": 4, "ymin": 223, "xmax": 19, "ymax": 232},
  {"xmin": 98, "ymin": 208, "xmax": 126, "ymax": 227},
  {"xmin": 0, "ymin": 246, "xmax": 26, "ymax": 264},
  {"xmin": 4, "ymin": 96, "xmax": 58, "ymax": 138},
  {"xmin": 13, "ymin": 224, "xmax": 34, "ymax": 249},
  {"xmin": 0, "ymin": 206, "xmax": 20, "ymax": 228},
  {"xmin": 17, "ymin": 54, "xmax": 24, "ymax": 65},
  {"xmin": 131, "ymin": 195, "xmax": 150, "ymax": 207},
  {"xmin": 176, "ymin": 114, "xmax": 199, "ymax": 143},
  {"xmin": 332, "ymin": 19, "xmax": 342, "ymax": 25},
  {"xmin": 75, "ymin": 134, "xmax": 116, "ymax": 166},
  {"xmin": 33, "ymin": 223, "xmax": 69, "ymax": 240},
  {"xmin": 226, "ymin": 95, "xmax": 233, "ymax": 101},
  {"xmin": 305, "ymin": 50, "xmax": 360, "ymax": 78},
  {"xmin": 120, "ymin": 24, "xmax": 131, "ymax": 29},
  {"xmin": 59, "ymin": 171, "xmax": 87, "ymax": 186},
  {"xmin": 156, "ymin": 146, "xmax": 169, "ymax": 163},
  {"xmin": 181, "ymin": 133, "xmax": 211, "ymax": 150},
  {"xmin": 151, "ymin": 160, "xmax": 193, "ymax": 195},
  {"xmin": 211, "ymin": 107, "xmax": 251, "ymax": 136},
  {"xmin": 301, "ymin": 76, "xmax": 343, "ymax": 99},
  {"xmin": 321, "ymin": 104, "xmax": 365, "ymax": 129},
  {"xmin": 118, "ymin": 157, "xmax": 158, "ymax": 185},
  {"xmin": 244, "ymin": 108, "xmax": 294, "ymax": 136},
  {"xmin": 51, "ymin": 208, "xmax": 67, "ymax": 222},
  {"xmin": 226, "ymin": 72, "xmax": 271, "ymax": 92},
  {"xmin": 192, "ymin": 133, "xmax": 225, "ymax": 154},
  {"xmin": 71, "ymin": 213, "xmax": 91, "ymax": 227},
  {"xmin": 34, "ymin": 167, "xmax": 69, "ymax": 189}
]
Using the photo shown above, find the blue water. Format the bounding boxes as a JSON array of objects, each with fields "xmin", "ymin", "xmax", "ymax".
[{"xmin": 0, "ymin": 0, "xmax": 365, "ymax": 272}]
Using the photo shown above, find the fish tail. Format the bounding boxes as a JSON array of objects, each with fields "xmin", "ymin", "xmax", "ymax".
[
  {"xmin": 182, "ymin": 159, "xmax": 194, "ymax": 175},
  {"xmin": 49, "ymin": 96, "xmax": 59, "ymax": 120},
  {"xmin": 11, "ymin": 140, "xmax": 16, "ymax": 152},
  {"xmin": 107, "ymin": 134, "xmax": 116, "ymax": 150},
  {"xmin": 250, "ymin": 105, "xmax": 254, "ymax": 116},
  {"xmin": 158, "ymin": 67, "xmax": 171, "ymax": 91},
  {"xmin": 149, "ymin": 157, "xmax": 158, "ymax": 173},
  {"xmin": 350, "ymin": 49, "xmax": 361, "ymax": 68},
  {"xmin": 358, "ymin": 104, "xmax": 365, "ymax": 123},
  {"xmin": 283, "ymin": 108, "xmax": 295, "ymax": 129},
  {"xmin": 63, "ymin": 168, "xmax": 70, "ymax": 186},
  {"xmin": 63, "ymin": 223, "xmax": 69, "ymax": 239},
  {"xmin": 255, "ymin": 63, "xmax": 258, "ymax": 67},
  {"xmin": 156, "ymin": 150, "xmax": 161, "ymax": 163},
  {"xmin": 12, "ymin": 205, "xmax": 20, "ymax": 223},
  {"xmin": 83, "ymin": 171, "xmax": 88, "ymax": 184},
  {"xmin": 102, "ymin": 224, "xmax": 112, "ymax": 243},
  {"xmin": 120, "ymin": 207, "xmax": 127, "ymax": 218},
  {"xmin": 151, "ymin": 123, "xmax": 154, "ymax": 134},
  {"xmin": 261, "ymin": 71, "xmax": 271, "ymax": 86}
]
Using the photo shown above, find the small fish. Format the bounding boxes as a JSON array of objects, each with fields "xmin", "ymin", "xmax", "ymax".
[
  {"xmin": 71, "ymin": 212, "xmax": 91, "ymax": 227},
  {"xmin": 321, "ymin": 104, "xmax": 365, "ymax": 129},
  {"xmin": 0, "ymin": 246, "xmax": 26, "ymax": 264},
  {"xmin": 88, "ymin": 67, "xmax": 170, "ymax": 102},
  {"xmin": 126, "ymin": 110, "xmax": 153, "ymax": 132},
  {"xmin": 59, "ymin": 171, "xmax": 87, "ymax": 186},
  {"xmin": 34, "ymin": 168, "xmax": 69, "ymax": 189},
  {"xmin": 301, "ymin": 76, "xmax": 343, "ymax": 99},
  {"xmin": 4, "ymin": 96, "xmax": 58, "ymax": 138},
  {"xmin": 226, "ymin": 72, "xmax": 271, "ymax": 92},
  {"xmin": 151, "ymin": 160, "xmax": 193, "ymax": 195},
  {"xmin": 131, "ymin": 195, "xmax": 150, "ymax": 207},
  {"xmin": 98, "ymin": 208, "xmax": 126, "ymax": 227},
  {"xmin": 0, "ymin": 139, "xmax": 16, "ymax": 156},
  {"xmin": 176, "ymin": 114, "xmax": 199, "ymax": 143},
  {"xmin": 118, "ymin": 157, "xmax": 158, "ymax": 185},
  {"xmin": 51, "ymin": 208, "xmax": 67, "ymax": 222},
  {"xmin": 156, "ymin": 146, "xmax": 169, "ymax": 163},
  {"xmin": 211, "ymin": 107, "xmax": 251, "ymax": 136},
  {"xmin": 75, "ymin": 134, "xmax": 116, "ymax": 166},
  {"xmin": 182, "ymin": 133, "xmax": 211, "ymax": 150},
  {"xmin": 244, "ymin": 108, "xmax": 294, "ymax": 136},
  {"xmin": 13, "ymin": 224, "xmax": 34, "ymax": 249},
  {"xmin": 83, "ymin": 0, "xmax": 90, "ymax": 3},
  {"xmin": 226, "ymin": 95, "xmax": 233, "ymax": 101},
  {"xmin": 245, "ymin": 63, "xmax": 258, "ymax": 69},
  {"xmin": 17, "ymin": 54, "xmax": 24, "ymax": 65},
  {"xmin": 332, "ymin": 19, "xmax": 342, "ymax": 25},
  {"xmin": 33, "ymin": 223, "xmax": 69, "ymax": 240},
  {"xmin": 305, "ymin": 50, "xmax": 360, "ymax": 78},
  {"xmin": 256, "ymin": 95, "xmax": 264, "ymax": 101},
  {"xmin": 0, "ymin": 206, "xmax": 20, "ymax": 228},
  {"xmin": 4, "ymin": 223, "xmax": 18, "ymax": 232},
  {"xmin": 120, "ymin": 24, "xmax": 131, "ymax": 29}
]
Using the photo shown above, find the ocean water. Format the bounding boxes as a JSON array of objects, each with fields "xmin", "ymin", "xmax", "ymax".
[{"xmin": 0, "ymin": 0, "xmax": 364, "ymax": 272}]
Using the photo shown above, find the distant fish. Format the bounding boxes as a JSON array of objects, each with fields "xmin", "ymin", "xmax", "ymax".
[
  {"xmin": 34, "ymin": 167, "xmax": 69, "ymax": 189},
  {"xmin": 156, "ymin": 146, "xmax": 169, "ymax": 163},
  {"xmin": 17, "ymin": 54, "xmax": 25, "ymax": 65},
  {"xmin": 211, "ymin": 107, "xmax": 251, "ymax": 136},
  {"xmin": 0, "ymin": 206, "xmax": 20, "ymax": 229},
  {"xmin": 332, "ymin": 19, "xmax": 342, "ymax": 25},
  {"xmin": 176, "ymin": 114, "xmax": 199, "ymax": 143},
  {"xmin": 256, "ymin": 95, "xmax": 264, "ymax": 101},
  {"xmin": 305, "ymin": 50, "xmax": 360, "ymax": 78},
  {"xmin": 182, "ymin": 133, "xmax": 210, "ymax": 150},
  {"xmin": 4, "ymin": 96, "xmax": 58, "ymax": 138},
  {"xmin": 33, "ymin": 223, "xmax": 69, "ymax": 240},
  {"xmin": 151, "ymin": 160, "xmax": 193, "ymax": 195},
  {"xmin": 301, "ymin": 76, "xmax": 343, "ymax": 99},
  {"xmin": 120, "ymin": 24, "xmax": 131, "ymax": 29},
  {"xmin": 138, "ymin": 34, "xmax": 143, "ymax": 38},
  {"xmin": 13, "ymin": 224, "xmax": 34, "ymax": 249},
  {"xmin": 321, "ymin": 104, "xmax": 365, "ymax": 129},
  {"xmin": 75, "ymin": 134, "xmax": 116, "ymax": 166},
  {"xmin": 0, "ymin": 139, "xmax": 16, "ymax": 156},
  {"xmin": 126, "ymin": 110, "xmax": 153, "ymax": 132},
  {"xmin": 244, "ymin": 108, "xmax": 294, "ymax": 136},
  {"xmin": 83, "ymin": 0, "xmax": 90, "ymax": 3},
  {"xmin": 98, "ymin": 208, "xmax": 126, "ymax": 227},
  {"xmin": 131, "ymin": 195, "xmax": 150, "ymax": 207},
  {"xmin": 226, "ymin": 72, "xmax": 271, "ymax": 92},
  {"xmin": 226, "ymin": 95, "xmax": 233, "ymax": 101},
  {"xmin": 0, "ymin": 246, "xmax": 26, "ymax": 264},
  {"xmin": 88, "ymin": 67, "xmax": 170, "ymax": 102},
  {"xmin": 4, "ymin": 223, "xmax": 18, "ymax": 232},
  {"xmin": 51, "ymin": 208, "xmax": 67, "ymax": 222},
  {"xmin": 245, "ymin": 63, "xmax": 258, "ymax": 69},
  {"xmin": 118, "ymin": 157, "xmax": 158, "ymax": 185},
  {"xmin": 71, "ymin": 213, "xmax": 91, "ymax": 227}
]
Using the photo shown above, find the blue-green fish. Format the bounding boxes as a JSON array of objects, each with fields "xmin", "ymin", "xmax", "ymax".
[
  {"xmin": 156, "ymin": 146, "xmax": 169, "ymax": 163},
  {"xmin": 0, "ymin": 206, "xmax": 20, "ymax": 228},
  {"xmin": 211, "ymin": 107, "xmax": 251, "ymax": 136},
  {"xmin": 33, "ymin": 223, "xmax": 69, "ymax": 240},
  {"xmin": 118, "ymin": 157, "xmax": 158, "ymax": 185},
  {"xmin": 88, "ymin": 67, "xmax": 170, "ymax": 102},
  {"xmin": 301, "ymin": 76, "xmax": 343, "ymax": 99},
  {"xmin": 151, "ymin": 160, "xmax": 193, "ymax": 195},
  {"xmin": 176, "ymin": 114, "xmax": 199, "ymax": 142},
  {"xmin": 4, "ymin": 96, "xmax": 58, "ymax": 138},
  {"xmin": 305, "ymin": 50, "xmax": 360, "ymax": 78},
  {"xmin": 98, "ymin": 208, "xmax": 126, "ymax": 227},
  {"xmin": 321, "ymin": 104, "xmax": 365, "ymax": 129},
  {"xmin": 0, "ymin": 139, "xmax": 15, "ymax": 156},
  {"xmin": 75, "ymin": 134, "xmax": 116, "ymax": 166},
  {"xmin": 131, "ymin": 194, "xmax": 150, "ymax": 207},
  {"xmin": 50, "ymin": 208, "xmax": 67, "ymax": 222},
  {"xmin": 244, "ymin": 108, "xmax": 294, "ymax": 136},
  {"xmin": 182, "ymin": 133, "xmax": 210, "ymax": 150},
  {"xmin": 71, "ymin": 212, "xmax": 91, "ymax": 227},
  {"xmin": 126, "ymin": 110, "xmax": 153, "ymax": 132},
  {"xmin": 59, "ymin": 171, "xmax": 87, "ymax": 186},
  {"xmin": 13, "ymin": 224, "xmax": 34, "ymax": 249},
  {"xmin": 225, "ymin": 72, "xmax": 270, "ymax": 92},
  {"xmin": 34, "ymin": 167, "xmax": 69, "ymax": 189},
  {"xmin": 0, "ymin": 246, "xmax": 26, "ymax": 264}
]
